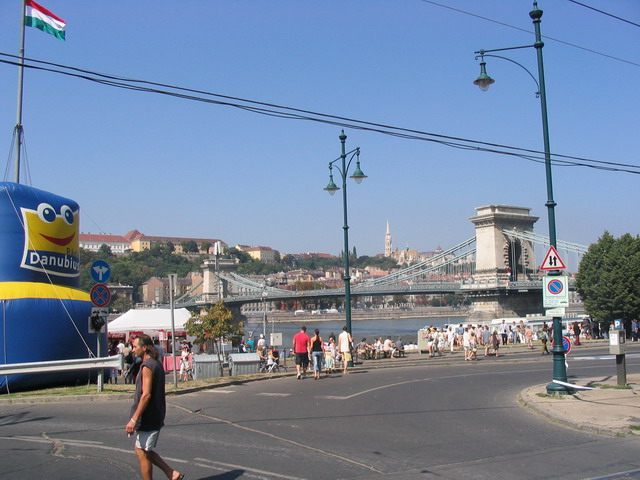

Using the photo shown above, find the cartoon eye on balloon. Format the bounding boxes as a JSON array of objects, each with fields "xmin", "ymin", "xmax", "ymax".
[
  {"xmin": 60, "ymin": 205, "xmax": 74, "ymax": 225},
  {"xmin": 37, "ymin": 203, "xmax": 57, "ymax": 223}
]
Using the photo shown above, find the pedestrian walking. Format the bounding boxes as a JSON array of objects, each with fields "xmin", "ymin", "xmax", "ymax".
[
  {"xmin": 539, "ymin": 326, "xmax": 550, "ymax": 355},
  {"xmin": 292, "ymin": 326, "xmax": 311, "ymax": 379},
  {"xmin": 310, "ymin": 329, "xmax": 324, "ymax": 379},
  {"xmin": 525, "ymin": 325, "xmax": 534, "ymax": 350},
  {"xmin": 125, "ymin": 334, "xmax": 184, "ymax": 480},
  {"xmin": 338, "ymin": 325, "xmax": 353, "ymax": 374},
  {"xmin": 572, "ymin": 322, "xmax": 581, "ymax": 346}
]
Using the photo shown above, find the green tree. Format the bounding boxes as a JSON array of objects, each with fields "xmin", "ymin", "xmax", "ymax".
[
  {"xmin": 200, "ymin": 241, "xmax": 212, "ymax": 254},
  {"xmin": 112, "ymin": 296, "xmax": 133, "ymax": 313},
  {"xmin": 281, "ymin": 254, "xmax": 296, "ymax": 269},
  {"xmin": 181, "ymin": 240, "xmax": 199, "ymax": 253},
  {"xmin": 575, "ymin": 232, "xmax": 640, "ymax": 328},
  {"xmin": 184, "ymin": 301, "xmax": 244, "ymax": 376},
  {"xmin": 227, "ymin": 247, "xmax": 251, "ymax": 263}
]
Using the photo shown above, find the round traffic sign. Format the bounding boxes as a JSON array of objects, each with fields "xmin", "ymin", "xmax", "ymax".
[
  {"xmin": 547, "ymin": 279, "xmax": 564, "ymax": 295},
  {"xmin": 90, "ymin": 260, "xmax": 111, "ymax": 283},
  {"xmin": 552, "ymin": 335, "xmax": 572, "ymax": 355},
  {"xmin": 90, "ymin": 283, "xmax": 111, "ymax": 307}
]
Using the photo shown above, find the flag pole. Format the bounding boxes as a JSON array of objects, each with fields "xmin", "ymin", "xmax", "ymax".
[{"xmin": 14, "ymin": 0, "xmax": 27, "ymax": 184}]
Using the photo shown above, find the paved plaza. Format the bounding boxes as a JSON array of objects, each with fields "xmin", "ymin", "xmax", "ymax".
[{"xmin": 0, "ymin": 342, "xmax": 638, "ymax": 479}]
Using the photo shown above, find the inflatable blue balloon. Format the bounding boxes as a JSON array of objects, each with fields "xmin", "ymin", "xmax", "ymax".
[{"xmin": 0, "ymin": 182, "xmax": 102, "ymax": 392}]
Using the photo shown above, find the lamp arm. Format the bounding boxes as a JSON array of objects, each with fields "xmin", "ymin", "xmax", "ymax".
[
  {"xmin": 475, "ymin": 45, "xmax": 533, "ymax": 55},
  {"xmin": 345, "ymin": 148, "xmax": 361, "ymax": 172},
  {"xmin": 475, "ymin": 53, "xmax": 540, "ymax": 96},
  {"xmin": 328, "ymin": 147, "xmax": 360, "ymax": 177}
]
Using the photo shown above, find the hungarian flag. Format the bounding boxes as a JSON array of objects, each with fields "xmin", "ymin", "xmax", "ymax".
[{"xmin": 25, "ymin": 0, "xmax": 66, "ymax": 41}]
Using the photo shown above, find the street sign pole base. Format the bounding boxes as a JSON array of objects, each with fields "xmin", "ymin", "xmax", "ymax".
[{"xmin": 546, "ymin": 346, "xmax": 573, "ymax": 395}]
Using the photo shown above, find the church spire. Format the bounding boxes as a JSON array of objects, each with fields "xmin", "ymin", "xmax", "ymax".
[{"xmin": 385, "ymin": 220, "xmax": 392, "ymax": 257}]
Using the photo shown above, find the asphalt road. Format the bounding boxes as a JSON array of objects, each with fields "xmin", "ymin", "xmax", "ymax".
[{"xmin": 1, "ymin": 346, "xmax": 639, "ymax": 480}]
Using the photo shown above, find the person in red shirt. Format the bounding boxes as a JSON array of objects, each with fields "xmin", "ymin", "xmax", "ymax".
[{"xmin": 292, "ymin": 326, "xmax": 311, "ymax": 379}]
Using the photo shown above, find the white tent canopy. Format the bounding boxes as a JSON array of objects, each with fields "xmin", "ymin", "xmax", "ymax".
[{"xmin": 108, "ymin": 308, "xmax": 192, "ymax": 333}]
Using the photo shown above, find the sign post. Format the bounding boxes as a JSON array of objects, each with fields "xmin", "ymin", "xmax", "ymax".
[
  {"xmin": 539, "ymin": 248, "xmax": 571, "ymax": 394},
  {"xmin": 90, "ymin": 261, "xmax": 111, "ymax": 392},
  {"xmin": 168, "ymin": 274, "xmax": 178, "ymax": 389}
]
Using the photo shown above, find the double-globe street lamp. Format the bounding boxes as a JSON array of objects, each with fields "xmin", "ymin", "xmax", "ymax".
[
  {"xmin": 323, "ymin": 130, "xmax": 367, "ymax": 365},
  {"xmin": 474, "ymin": 1, "xmax": 569, "ymax": 394}
]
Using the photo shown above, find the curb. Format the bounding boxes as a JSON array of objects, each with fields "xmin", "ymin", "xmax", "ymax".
[{"xmin": 518, "ymin": 386, "xmax": 639, "ymax": 438}]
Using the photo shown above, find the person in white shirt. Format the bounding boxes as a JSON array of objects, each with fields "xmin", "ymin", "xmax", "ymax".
[
  {"xmin": 338, "ymin": 326, "xmax": 353, "ymax": 374},
  {"xmin": 447, "ymin": 327, "xmax": 456, "ymax": 353},
  {"xmin": 499, "ymin": 320, "xmax": 509, "ymax": 345},
  {"xmin": 463, "ymin": 327, "xmax": 471, "ymax": 360}
]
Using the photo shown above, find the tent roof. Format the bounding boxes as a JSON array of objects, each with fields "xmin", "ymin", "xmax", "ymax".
[{"xmin": 108, "ymin": 308, "xmax": 192, "ymax": 333}]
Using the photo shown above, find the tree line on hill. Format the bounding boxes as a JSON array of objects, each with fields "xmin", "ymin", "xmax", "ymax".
[{"xmin": 79, "ymin": 243, "xmax": 398, "ymax": 309}]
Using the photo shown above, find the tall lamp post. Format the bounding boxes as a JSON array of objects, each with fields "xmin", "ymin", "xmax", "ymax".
[
  {"xmin": 474, "ymin": 2, "xmax": 569, "ymax": 394},
  {"xmin": 323, "ymin": 130, "xmax": 367, "ymax": 365}
]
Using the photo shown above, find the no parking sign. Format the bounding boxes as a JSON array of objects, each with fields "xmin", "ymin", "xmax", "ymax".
[
  {"xmin": 552, "ymin": 335, "xmax": 572, "ymax": 355},
  {"xmin": 543, "ymin": 276, "xmax": 569, "ymax": 308}
]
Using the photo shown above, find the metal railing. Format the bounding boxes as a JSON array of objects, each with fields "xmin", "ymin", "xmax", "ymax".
[{"xmin": 0, "ymin": 355, "xmax": 122, "ymax": 376}]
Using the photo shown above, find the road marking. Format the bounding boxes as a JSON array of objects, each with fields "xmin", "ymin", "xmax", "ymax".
[
  {"xmin": 0, "ymin": 436, "xmax": 285, "ymax": 479},
  {"xmin": 173, "ymin": 403, "xmax": 383, "ymax": 474},
  {"xmin": 256, "ymin": 392, "xmax": 290, "ymax": 397},
  {"xmin": 194, "ymin": 457, "xmax": 304, "ymax": 480},
  {"xmin": 203, "ymin": 389, "xmax": 236, "ymax": 394},
  {"xmin": 574, "ymin": 353, "xmax": 640, "ymax": 361},
  {"xmin": 323, "ymin": 377, "xmax": 435, "ymax": 400}
]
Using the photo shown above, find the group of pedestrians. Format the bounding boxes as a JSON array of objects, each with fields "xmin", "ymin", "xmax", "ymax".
[
  {"xmin": 292, "ymin": 325, "xmax": 353, "ymax": 379},
  {"xmin": 354, "ymin": 336, "xmax": 405, "ymax": 359}
]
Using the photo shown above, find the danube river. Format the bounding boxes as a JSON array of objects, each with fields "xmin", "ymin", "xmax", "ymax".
[{"xmin": 244, "ymin": 314, "xmax": 466, "ymax": 347}]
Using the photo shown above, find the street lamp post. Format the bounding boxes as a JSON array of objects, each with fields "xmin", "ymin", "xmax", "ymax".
[
  {"xmin": 474, "ymin": 2, "xmax": 570, "ymax": 394},
  {"xmin": 261, "ymin": 276, "xmax": 275, "ymax": 343},
  {"xmin": 324, "ymin": 130, "xmax": 367, "ymax": 366}
]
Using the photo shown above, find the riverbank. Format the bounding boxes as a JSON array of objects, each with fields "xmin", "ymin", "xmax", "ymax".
[{"xmin": 244, "ymin": 307, "xmax": 468, "ymax": 323}]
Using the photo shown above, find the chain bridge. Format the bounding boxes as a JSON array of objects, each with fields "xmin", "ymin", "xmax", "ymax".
[{"xmin": 177, "ymin": 205, "xmax": 588, "ymax": 321}]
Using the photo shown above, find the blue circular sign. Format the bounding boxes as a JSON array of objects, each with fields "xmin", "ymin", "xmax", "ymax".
[
  {"xmin": 90, "ymin": 260, "xmax": 111, "ymax": 283},
  {"xmin": 547, "ymin": 279, "xmax": 564, "ymax": 295}
]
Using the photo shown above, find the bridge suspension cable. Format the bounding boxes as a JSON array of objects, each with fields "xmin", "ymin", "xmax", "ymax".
[
  {"xmin": 501, "ymin": 229, "xmax": 588, "ymax": 254},
  {"xmin": 354, "ymin": 249, "xmax": 476, "ymax": 289},
  {"xmin": 358, "ymin": 236, "xmax": 476, "ymax": 287}
]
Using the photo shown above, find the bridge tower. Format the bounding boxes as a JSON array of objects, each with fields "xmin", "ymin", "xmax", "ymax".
[
  {"xmin": 202, "ymin": 257, "xmax": 239, "ymax": 302},
  {"xmin": 201, "ymin": 257, "xmax": 246, "ymax": 322},
  {"xmin": 468, "ymin": 205, "xmax": 541, "ymax": 321}
]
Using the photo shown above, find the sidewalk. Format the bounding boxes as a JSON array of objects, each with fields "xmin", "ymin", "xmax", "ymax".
[{"xmin": 519, "ymin": 373, "xmax": 640, "ymax": 437}]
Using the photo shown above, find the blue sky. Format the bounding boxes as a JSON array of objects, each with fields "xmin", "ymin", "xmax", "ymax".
[{"xmin": 1, "ymin": 1, "xmax": 638, "ymax": 261}]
